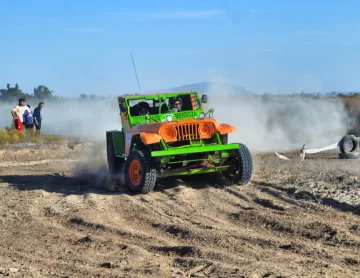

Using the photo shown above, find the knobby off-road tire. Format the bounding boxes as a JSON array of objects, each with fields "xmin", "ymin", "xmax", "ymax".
[
  {"xmin": 107, "ymin": 143, "xmax": 125, "ymax": 182},
  {"xmin": 124, "ymin": 149, "xmax": 157, "ymax": 194},
  {"xmin": 339, "ymin": 135, "xmax": 359, "ymax": 154},
  {"xmin": 209, "ymin": 143, "xmax": 253, "ymax": 187},
  {"xmin": 224, "ymin": 143, "xmax": 253, "ymax": 185}
]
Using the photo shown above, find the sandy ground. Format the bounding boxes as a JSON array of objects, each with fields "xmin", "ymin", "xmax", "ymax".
[{"xmin": 0, "ymin": 140, "xmax": 359, "ymax": 278}]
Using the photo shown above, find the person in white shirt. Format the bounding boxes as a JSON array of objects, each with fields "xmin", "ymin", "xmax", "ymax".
[
  {"xmin": 11, "ymin": 98, "xmax": 30, "ymax": 131},
  {"xmin": 23, "ymin": 105, "xmax": 34, "ymax": 129}
]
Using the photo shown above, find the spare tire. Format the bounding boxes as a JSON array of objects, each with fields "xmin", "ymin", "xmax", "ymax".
[
  {"xmin": 339, "ymin": 152, "xmax": 360, "ymax": 159},
  {"xmin": 339, "ymin": 135, "xmax": 359, "ymax": 153}
]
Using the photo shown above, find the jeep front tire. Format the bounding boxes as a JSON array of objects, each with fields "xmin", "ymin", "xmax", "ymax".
[
  {"xmin": 124, "ymin": 149, "xmax": 157, "ymax": 194},
  {"xmin": 223, "ymin": 143, "xmax": 253, "ymax": 185}
]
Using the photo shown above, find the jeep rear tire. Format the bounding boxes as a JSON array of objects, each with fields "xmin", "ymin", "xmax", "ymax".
[
  {"xmin": 223, "ymin": 143, "xmax": 253, "ymax": 185},
  {"xmin": 107, "ymin": 143, "xmax": 125, "ymax": 182},
  {"xmin": 124, "ymin": 149, "xmax": 157, "ymax": 194}
]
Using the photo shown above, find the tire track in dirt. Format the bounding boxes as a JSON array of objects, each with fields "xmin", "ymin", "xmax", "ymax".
[
  {"xmin": 62, "ymin": 178, "xmax": 359, "ymax": 277},
  {"xmin": 0, "ymin": 143, "xmax": 360, "ymax": 277}
]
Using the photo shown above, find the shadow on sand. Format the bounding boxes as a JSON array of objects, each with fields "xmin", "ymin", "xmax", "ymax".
[{"xmin": 0, "ymin": 173, "xmax": 214, "ymax": 197}]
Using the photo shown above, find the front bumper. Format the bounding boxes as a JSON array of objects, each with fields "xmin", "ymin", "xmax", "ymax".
[{"xmin": 150, "ymin": 143, "xmax": 240, "ymax": 157}]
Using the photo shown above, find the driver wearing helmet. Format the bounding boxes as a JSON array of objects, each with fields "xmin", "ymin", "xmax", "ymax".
[{"xmin": 169, "ymin": 97, "xmax": 183, "ymax": 112}]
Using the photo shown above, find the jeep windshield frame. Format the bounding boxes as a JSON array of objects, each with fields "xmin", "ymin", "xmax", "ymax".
[{"xmin": 120, "ymin": 91, "xmax": 205, "ymax": 126}]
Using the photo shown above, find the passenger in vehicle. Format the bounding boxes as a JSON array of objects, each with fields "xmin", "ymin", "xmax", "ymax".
[
  {"xmin": 136, "ymin": 101, "xmax": 151, "ymax": 115},
  {"xmin": 130, "ymin": 101, "xmax": 151, "ymax": 116},
  {"xmin": 169, "ymin": 97, "xmax": 183, "ymax": 112}
]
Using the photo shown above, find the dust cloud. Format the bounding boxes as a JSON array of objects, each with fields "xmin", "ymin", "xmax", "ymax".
[
  {"xmin": 0, "ymin": 88, "xmax": 349, "ymax": 153},
  {"xmin": 0, "ymin": 99, "xmax": 122, "ymax": 140},
  {"xmin": 0, "ymin": 99, "xmax": 122, "ymax": 184},
  {"xmin": 204, "ymin": 84, "xmax": 348, "ymax": 152}
]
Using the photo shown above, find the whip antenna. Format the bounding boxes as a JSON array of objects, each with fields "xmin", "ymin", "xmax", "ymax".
[{"xmin": 130, "ymin": 52, "xmax": 142, "ymax": 95}]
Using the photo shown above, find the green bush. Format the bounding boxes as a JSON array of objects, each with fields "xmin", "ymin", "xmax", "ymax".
[
  {"xmin": 0, "ymin": 127, "xmax": 63, "ymax": 145},
  {"xmin": 0, "ymin": 129, "xmax": 10, "ymax": 145}
]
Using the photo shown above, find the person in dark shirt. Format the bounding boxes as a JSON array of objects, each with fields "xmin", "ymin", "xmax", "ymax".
[{"xmin": 33, "ymin": 102, "xmax": 44, "ymax": 134}]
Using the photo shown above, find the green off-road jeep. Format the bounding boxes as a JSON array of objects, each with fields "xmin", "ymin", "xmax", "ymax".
[{"xmin": 106, "ymin": 91, "xmax": 253, "ymax": 194}]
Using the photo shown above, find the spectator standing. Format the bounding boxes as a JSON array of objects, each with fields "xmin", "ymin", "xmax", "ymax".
[
  {"xmin": 11, "ymin": 98, "xmax": 27, "ymax": 131},
  {"xmin": 33, "ymin": 102, "xmax": 44, "ymax": 134},
  {"xmin": 23, "ymin": 105, "xmax": 34, "ymax": 130}
]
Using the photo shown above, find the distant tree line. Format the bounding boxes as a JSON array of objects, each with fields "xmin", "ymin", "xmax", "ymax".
[
  {"xmin": 0, "ymin": 83, "xmax": 58, "ymax": 102},
  {"xmin": 0, "ymin": 83, "xmax": 111, "ymax": 103},
  {"xmin": 2, "ymin": 82, "xmax": 360, "ymax": 103}
]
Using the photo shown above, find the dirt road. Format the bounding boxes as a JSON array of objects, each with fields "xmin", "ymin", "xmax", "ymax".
[{"xmin": 0, "ymin": 141, "xmax": 359, "ymax": 277}]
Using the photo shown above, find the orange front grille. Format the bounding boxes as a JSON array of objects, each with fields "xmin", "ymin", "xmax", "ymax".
[{"xmin": 175, "ymin": 124, "xmax": 200, "ymax": 141}]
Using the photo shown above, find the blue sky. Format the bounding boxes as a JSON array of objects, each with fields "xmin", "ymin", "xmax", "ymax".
[{"xmin": 1, "ymin": 0, "xmax": 360, "ymax": 96}]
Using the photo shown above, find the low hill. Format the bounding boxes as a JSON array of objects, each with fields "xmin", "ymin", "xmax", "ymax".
[{"xmin": 147, "ymin": 82, "xmax": 254, "ymax": 95}]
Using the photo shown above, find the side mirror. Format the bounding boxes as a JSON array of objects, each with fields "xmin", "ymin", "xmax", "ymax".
[
  {"xmin": 201, "ymin": 95, "xmax": 208, "ymax": 103},
  {"xmin": 119, "ymin": 103, "xmax": 127, "ymax": 112}
]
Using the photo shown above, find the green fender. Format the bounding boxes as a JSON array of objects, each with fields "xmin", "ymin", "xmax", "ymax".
[{"xmin": 106, "ymin": 130, "xmax": 125, "ymax": 157}]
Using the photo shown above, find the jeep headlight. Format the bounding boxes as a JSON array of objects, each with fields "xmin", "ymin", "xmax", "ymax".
[
  {"xmin": 166, "ymin": 115, "xmax": 173, "ymax": 122},
  {"xmin": 199, "ymin": 112, "xmax": 206, "ymax": 118}
]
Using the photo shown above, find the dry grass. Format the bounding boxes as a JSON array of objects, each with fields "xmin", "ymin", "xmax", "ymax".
[
  {"xmin": 0, "ymin": 127, "xmax": 63, "ymax": 145},
  {"xmin": 43, "ymin": 134, "xmax": 62, "ymax": 144}
]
